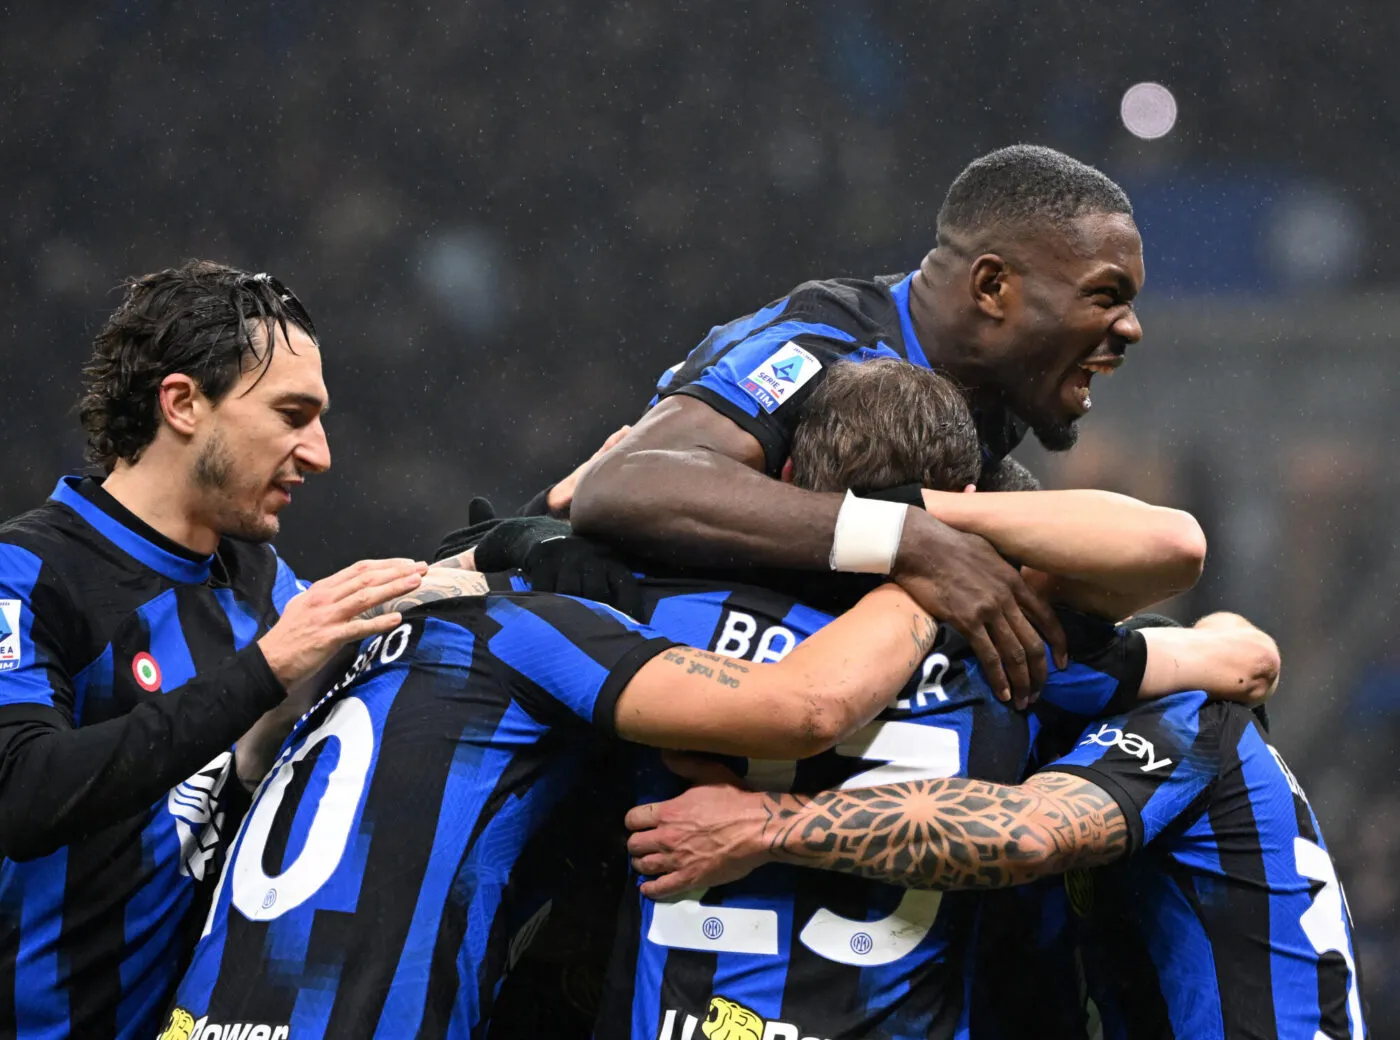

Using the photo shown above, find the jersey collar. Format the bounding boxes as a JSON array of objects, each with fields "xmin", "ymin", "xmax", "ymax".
[
  {"xmin": 51, "ymin": 476, "xmax": 214, "ymax": 584},
  {"xmin": 889, "ymin": 273, "xmax": 930, "ymax": 369}
]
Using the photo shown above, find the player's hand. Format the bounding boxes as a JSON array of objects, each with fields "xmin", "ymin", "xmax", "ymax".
[
  {"xmin": 257, "ymin": 558, "xmax": 427, "ymax": 688},
  {"xmin": 523, "ymin": 536, "xmax": 643, "ymax": 618},
  {"xmin": 892, "ymin": 510, "xmax": 1067, "ymax": 709},
  {"xmin": 625, "ymin": 753, "xmax": 769, "ymax": 900},
  {"xmin": 545, "ymin": 425, "xmax": 632, "ymax": 515},
  {"xmin": 476, "ymin": 517, "xmax": 643, "ymax": 618}
]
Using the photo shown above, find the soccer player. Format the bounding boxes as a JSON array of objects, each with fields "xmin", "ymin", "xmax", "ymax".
[
  {"xmin": 0, "ymin": 262, "xmax": 424, "ymax": 1038},
  {"xmin": 479, "ymin": 362, "xmax": 1224, "ymax": 1039},
  {"xmin": 161, "ymin": 577, "xmax": 941, "ymax": 1039},
  {"xmin": 626, "ymin": 614, "xmax": 1362, "ymax": 1039},
  {"xmin": 571, "ymin": 144, "xmax": 1147, "ymax": 706},
  {"xmin": 583, "ymin": 376, "xmax": 1271, "ymax": 1040}
]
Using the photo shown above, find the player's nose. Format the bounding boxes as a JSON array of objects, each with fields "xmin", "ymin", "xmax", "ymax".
[
  {"xmin": 296, "ymin": 419, "xmax": 331, "ymax": 474},
  {"xmin": 1113, "ymin": 307, "xmax": 1143, "ymax": 346}
]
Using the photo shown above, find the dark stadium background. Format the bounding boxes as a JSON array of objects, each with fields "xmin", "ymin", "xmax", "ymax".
[{"xmin": 2, "ymin": 0, "xmax": 1396, "ymax": 1023}]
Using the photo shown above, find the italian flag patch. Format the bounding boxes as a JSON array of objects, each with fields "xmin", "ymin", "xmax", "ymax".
[{"xmin": 132, "ymin": 652, "xmax": 163, "ymax": 692}]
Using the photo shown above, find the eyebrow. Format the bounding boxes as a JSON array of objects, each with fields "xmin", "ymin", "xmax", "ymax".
[
  {"xmin": 1084, "ymin": 267, "xmax": 1139, "ymax": 300},
  {"xmin": 272, "ymin": 392, "xmax": 330, "ymax": 415}
]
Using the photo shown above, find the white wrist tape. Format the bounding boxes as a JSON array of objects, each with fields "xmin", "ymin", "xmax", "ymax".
[{"xmin": 829, "ymin": 491, "xmax": 909, "ymax": 574}]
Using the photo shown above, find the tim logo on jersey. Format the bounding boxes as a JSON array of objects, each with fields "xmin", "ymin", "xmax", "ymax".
[
  {"xmin": 658, "ymin": 996, "xmax": 829, "ymax": 1040},
  {"xmin": 739, "ymin": 342, "xmax": 820, "ymax": 413},
  {"xmin": 167, "ymin": 752, "xmax": 233, "ymax": 881},
  {"xmin": 0, "ymin": 599, "xmax": 21, "ymax": 671}
]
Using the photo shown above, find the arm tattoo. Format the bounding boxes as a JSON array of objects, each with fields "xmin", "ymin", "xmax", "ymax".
[
  {"xmin": 659, "ymin": 647, "xmax": 751, "ymax": 689},
  {"xmin": 909, "ymin": 612, "xmax": 939, "ymax": 670},
  {"xmin": 360, "ymin": 570, "xmax": 490, "ymax": 619},
  {"xmin": 758, "ymin": 772, "xmax": 1129, "ymax": 890}
]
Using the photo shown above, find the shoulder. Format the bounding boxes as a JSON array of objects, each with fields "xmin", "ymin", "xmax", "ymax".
[
  {"xmin": 0, "ymin": 501, "xmax": 93, "ymax": 600},
  {"xmin": 218, "ymin": 538, "xmax": 308, "ymax": 613},
  {"xmin": 782, "ymin": 274, "xmax": 903, "ymax": 329}
]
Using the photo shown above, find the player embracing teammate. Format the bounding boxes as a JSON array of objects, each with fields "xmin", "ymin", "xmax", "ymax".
[{"xmin": 0, "ymin": 146, "xmax": 1362, "ymax": 1040}]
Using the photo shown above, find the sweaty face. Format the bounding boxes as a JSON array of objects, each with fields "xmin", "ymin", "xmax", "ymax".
[
  {"xmin": 994, "ymin": 213, "xmax": 1144, "ymax": 451},
  {"xmin": 189, "ymin": 323, "xmax": 330, "ymax": 542}
]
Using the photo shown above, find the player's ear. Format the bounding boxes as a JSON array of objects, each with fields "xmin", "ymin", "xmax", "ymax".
[
  {"xmin": 963, "ymin": 483, "xmax": 977, "ymax": 494},
  {"xmin": 157, "ymin": 374, "xmax": 205, "ymax": 437},
  {"xmin": 779, "ymin": 458, "xmax": 795, "ymax": 484},
  {"xmin": 969, "ymin": 253, "xmax": 1013, "ymax": 321}
]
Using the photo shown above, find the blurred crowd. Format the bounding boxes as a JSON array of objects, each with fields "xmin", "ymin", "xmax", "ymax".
[{"xmin": 1, "ymin": 0, "xmax": 1396, "ymax": 1019}]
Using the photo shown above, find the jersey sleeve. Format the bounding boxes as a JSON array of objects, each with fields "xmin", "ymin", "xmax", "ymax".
[
  {"xmin": 659, "ymin": 317, "xmax": 884, "ymax": 476},
  {"xmin": 0, "ymin": 542, "xmax": 77, "ymax": 718},
  {"xmin": 1039, "ymin": 690, "xmax": 1222, "ymax": 852},
  {"xmin": 1036, "ymin": 608, "xmax": 1148, "ymax": 719},
  {"xmin": 483, "ymin": 593, "xmax": 679, "ymax": 733}
]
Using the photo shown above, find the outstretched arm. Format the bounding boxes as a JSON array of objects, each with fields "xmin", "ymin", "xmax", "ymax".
[
  {"xmin": 922, "ymin": 488, "xmax": 1206, "ymax": 617},
  {"xmin": 574, "ymin": 397, "xmax": 1065, "ymax": 705},
  {"xmin": 614, "ymin": 585, "xmax": 938, "ymax": 759},
  {"xmin": 625, "ymin": 760, "xmax": 1128, "ymax": 900},
  {"xmin": 1139, "ymin": 613, "xmax": 1280, "ymax": 704}
]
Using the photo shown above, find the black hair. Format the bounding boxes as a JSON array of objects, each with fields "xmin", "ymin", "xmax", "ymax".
[
  {"xmin": 78, "ymin": 259, "xmax": 318, "ymax": 471},
  {"xmin": 937, "ymin": 145, "xmax": 1133, "ymax": 245}
]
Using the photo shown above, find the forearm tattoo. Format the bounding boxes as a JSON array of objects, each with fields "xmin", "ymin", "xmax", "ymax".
[
  {"xmin": 758, "ymin": 772, "xmax": 1128, "ymax": 890},
  {"xmin": 659, "ymin": 647, "xmax": 751, "ymax": 689},
  {"xmin": 909, "ymin": 612, "xmax": 939, "ymax": 670},
  {"xmin": 360, "ymin": 570, "xmax": 491, "ymax": 619}
]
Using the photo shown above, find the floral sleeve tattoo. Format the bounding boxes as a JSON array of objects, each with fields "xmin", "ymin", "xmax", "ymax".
[{"xmin": 757, "ymin": 772, "xmax": 1129, "ymax": 890}]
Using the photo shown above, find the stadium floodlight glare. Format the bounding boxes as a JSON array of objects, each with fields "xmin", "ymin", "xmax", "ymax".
[{"xmin": 1120, "ymin": 82, "xmax": 1178, "ymax": 140}]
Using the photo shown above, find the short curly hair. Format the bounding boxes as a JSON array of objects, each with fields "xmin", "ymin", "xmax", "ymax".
[
  {"xmin": 937, "ymin": 144, "xmax": 1132, "ymax": 245},
  {"xmin": 78, "ymin": 260, "xmax": 318, "ymax": 471}
]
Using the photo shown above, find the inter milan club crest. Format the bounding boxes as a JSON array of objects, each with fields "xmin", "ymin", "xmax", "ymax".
[{"xmin": 132, "ymin": 651, "xmax": 163, "ymax": 692}]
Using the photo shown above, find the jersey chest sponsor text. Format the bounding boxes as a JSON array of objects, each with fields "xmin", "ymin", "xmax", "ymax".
[
  {"xmin": 658, "ymin": 995, "xmax": 829, "ymax": 1040},
  {"xmin": 158, "ymin": 1007, "xmax": 288, "ymax": 1040},
  {"xmin": 1078, "ymin": 720, "xmax": 1173, "ymax": 772}
]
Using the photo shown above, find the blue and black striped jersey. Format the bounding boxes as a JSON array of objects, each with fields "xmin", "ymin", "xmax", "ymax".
[
  {"xmin": 651, "ymin": 273, "xmax": 1027, "ymax": 476},
  {"xmin": 596, "ymin": 578, "xmax": 1148, "ymax": 1040},
  {"xmin": 165, "ymin": 592, "xmax": 677, "ymax": 1040},
  {"xmin": 1044, "ymin": 692, "xmax": 1366, "ymax": 1039},
  {"xmin": 0, "ymin": 476, "xmax": 302, "ymax": 1039}
]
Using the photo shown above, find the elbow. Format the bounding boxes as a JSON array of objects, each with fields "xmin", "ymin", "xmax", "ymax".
[
  {"xmin": 1152, "ymin": 511, "xmax": 1208, "ymax": 593},
  {"xmin": 1240, "ymin": 634, "xmax": 1282, "ymax": 704},
  {"xmin": 732, "ymin": 694, "xmax": 851, "ymax": 761},
  {"xmin": 782, "ymin": 699, "xmax": 853, "ymax": 760},
  {"xmin": 568, "ymin": 451, "xmax": 626, "ymax": 537}
]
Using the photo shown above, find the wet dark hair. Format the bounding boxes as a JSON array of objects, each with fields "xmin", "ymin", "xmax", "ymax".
[
  {"xmin": 78, "ymin": 259, "xmax": 318, "ymax": 471},
  {"xmin": 937, "ymin": 144, "xmax": 1133, "ymax": 245},
  {"xmin": 790, "ymin": 359, "xmax": 981, "ymax": 494}
]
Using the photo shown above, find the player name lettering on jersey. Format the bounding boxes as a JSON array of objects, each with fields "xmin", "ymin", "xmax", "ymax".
[
  {"xmin": 658, "ymin": 996, "xmax": 830, "ymax": 1040},
  {"xmin": 713, "ymin": 609, "xmax": 797, "ymax": 663},
  {"xmin": 1077, "ymin": 720, "xmax": 1173, "ymax": 772}
]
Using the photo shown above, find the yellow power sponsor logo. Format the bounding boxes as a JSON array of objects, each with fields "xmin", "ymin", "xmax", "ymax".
[
  {"xmin": 158, "ymin": 1009, "xmax": 195, "ymax": 1040},
  {"xmin": 156, "ymin": 1007, "xmax": 290, "ymax": 1040},
  {"xmin": 702, "ymin": 996, "xmax": 763, "ymax": 1040},
  {"xmin": 658, "ymin": 995, "xmax": 831, "ymax": 1040}
]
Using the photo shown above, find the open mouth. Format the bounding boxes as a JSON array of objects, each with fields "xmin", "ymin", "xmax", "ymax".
[
  {"xmin": 1059, "ymin": 349, "xmax": 1126, "ymax": 415},
  {"xmin": 1078, "ymin": 353, "xmax": 1125, "ymax": 377}
]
